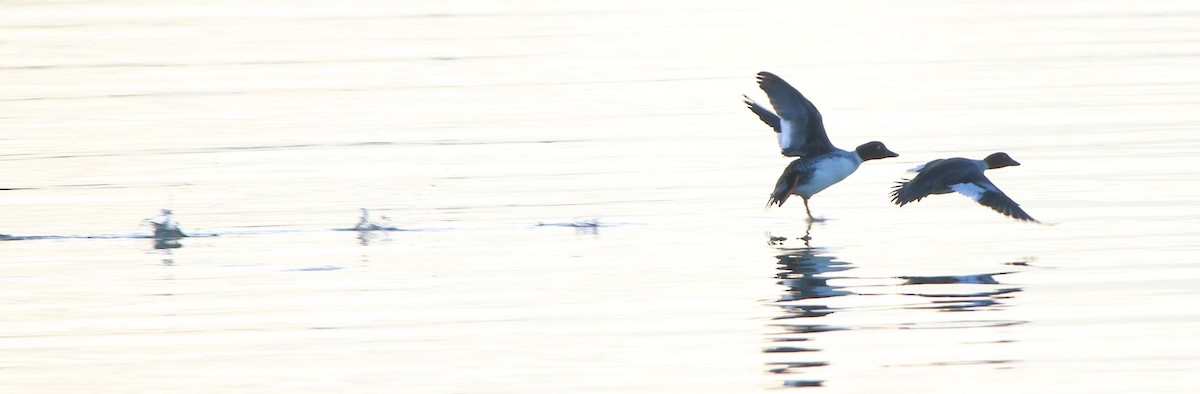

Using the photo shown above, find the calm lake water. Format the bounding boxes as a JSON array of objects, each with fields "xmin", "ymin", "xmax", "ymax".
[{"xmin": 2, "ymin": 0, "xmax": 1199, "ymax": 392}]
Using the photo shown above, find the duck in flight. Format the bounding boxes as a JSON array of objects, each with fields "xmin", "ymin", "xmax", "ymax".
[
  {"xmin": 890, "ymin": 152, "xmax": 1039, "ymax": 223},
  {"xmin": 745, "ymin": 71, "xmax": 898, "ymax": 221}
]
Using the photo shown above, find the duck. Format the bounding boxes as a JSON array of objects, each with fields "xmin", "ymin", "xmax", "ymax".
[
  {"xmin": 746, "ymin": 71, "xmax": 898, "ymax": 221},
  {"xmin": 890, "ymin": 152, "xmax": 1039, "ymax": 223}
]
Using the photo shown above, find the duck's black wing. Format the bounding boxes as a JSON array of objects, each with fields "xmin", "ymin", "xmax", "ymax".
[
  {"xmin": 756, "ymin": 71, "xmax": 834, "ymax": 157},
  {"xmin": 948, "ymin": 175, "xmax": 1039, "ymax": 223},
  {"xmin": 743, "ymin": 95, "xmax": 781, "ymax": 133},
  {"xmin": 891, "ymin": 158, "xmax": 973, "ymax": 206}
]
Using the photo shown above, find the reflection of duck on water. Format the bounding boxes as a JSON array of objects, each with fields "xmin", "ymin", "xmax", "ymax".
[
  {"xmin": 767, "ymin": 220, "xmax": 815, "ymax": 247},
  {"xmin": 894, "ymin": 272, "xmax": 1023, "ymax": 313},
  {"xmin": 775, "ymin": 247, "xmax": 855, "ymax": 305},
  {"xmin": 766, "ymin": 246, "xmax": 855, "ymax": 387},
  {"xmin": 765, "ymin": 244, "xmax": 1030, "ymax": 387}
]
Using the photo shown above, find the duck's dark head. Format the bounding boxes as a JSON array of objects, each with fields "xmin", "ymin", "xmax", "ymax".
[
  {"xmin": 983, "ymin": 152, "xmax": 1021, "ymax": 169},
  {"xmin": 855, "ymin": 141, "xmax": 899, "ymax": 161}
]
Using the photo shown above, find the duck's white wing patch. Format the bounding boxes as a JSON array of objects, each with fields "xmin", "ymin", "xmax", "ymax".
[
  {"xmin": 778, "ymin": 118, "xmax": 799, "ymax": 151},
  {"xmin": 949, "ymin": 182, "xmax": 988, "ymax": 202}
]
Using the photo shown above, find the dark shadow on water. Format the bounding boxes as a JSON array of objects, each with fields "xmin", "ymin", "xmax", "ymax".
[{"xmin": 764, "ymin": 243, "xmax": 1030, "ymax": 389}]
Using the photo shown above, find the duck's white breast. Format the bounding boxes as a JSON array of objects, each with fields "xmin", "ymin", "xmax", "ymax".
[{"xmin": 791, "ymin": 155, "xmax": 860, "ymax": 197}]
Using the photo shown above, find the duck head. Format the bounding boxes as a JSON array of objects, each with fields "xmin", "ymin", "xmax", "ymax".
[
  {"xmin": 855, "ymin": 141, "xmax": 899, "ymax": 161},
  {"xmin": 983, "ymin": 152, "xmax": 1021, "ymax": 169}
]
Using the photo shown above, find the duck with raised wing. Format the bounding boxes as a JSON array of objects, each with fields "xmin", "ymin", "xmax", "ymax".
[
  {"xmin": 746, "ymin": 71, "xmax": 899, "ymax": 221},
  {"xmin": 890, "ymin": 152, "xmax": 1039, "ymax": 223}
]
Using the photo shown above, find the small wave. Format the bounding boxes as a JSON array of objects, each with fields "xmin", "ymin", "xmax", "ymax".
[
  {"xmin": 899, "ymin": 272, "xmax": 1016, "ymax": 285},
  {"xmin": 285, "ymin": 265, "xmax": 344, "ymax": 272}
]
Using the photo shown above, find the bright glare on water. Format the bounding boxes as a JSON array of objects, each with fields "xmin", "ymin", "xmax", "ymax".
[{"xmin": 1, "ymin": 0, "xmax": 1199, "ymax": 392}]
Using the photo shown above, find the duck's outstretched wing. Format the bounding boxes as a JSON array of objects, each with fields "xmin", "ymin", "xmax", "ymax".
[
  {"xmin": 743, "ymin": 95, "xmax": 781, "ymax": 133},
  {"xmin": 949, "ymin": 176, "xmax": 1039, "ymax": 223},
  {"xmin": 890, "ymin": 176, "xmax": 935, "ymax": 207},
  {"xmin": 755, "ymin": 72, "xmax": 833, "ymax": 157},
  {"xmin": 892, "ymin": 158, "xmax": 970, "ymax": 206}
]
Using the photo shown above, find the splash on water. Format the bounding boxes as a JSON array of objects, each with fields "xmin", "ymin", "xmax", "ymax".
[
  {"xmin": 338, "ymin": 208, "xmax": 403, "ymax": 245},
  {"xmin": 348, "ymin": 208, "xmax": 399, "ymax": 231},
  {"xmin": 145, "ymin": 208, "xmax": 186, "ymax": 239},
  {"xmin": 535, "ymin": 217, "xmax": 606, "ymax": 235}
]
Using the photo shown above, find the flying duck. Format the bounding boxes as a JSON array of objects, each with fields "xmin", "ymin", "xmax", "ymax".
[
  {"xmin": 890, "ymin": 152, "xmax": 1039, "ymax": 223},
  {"xmin": 746, "ymin": 71, "xmax": 898, "ymax": 221}
]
